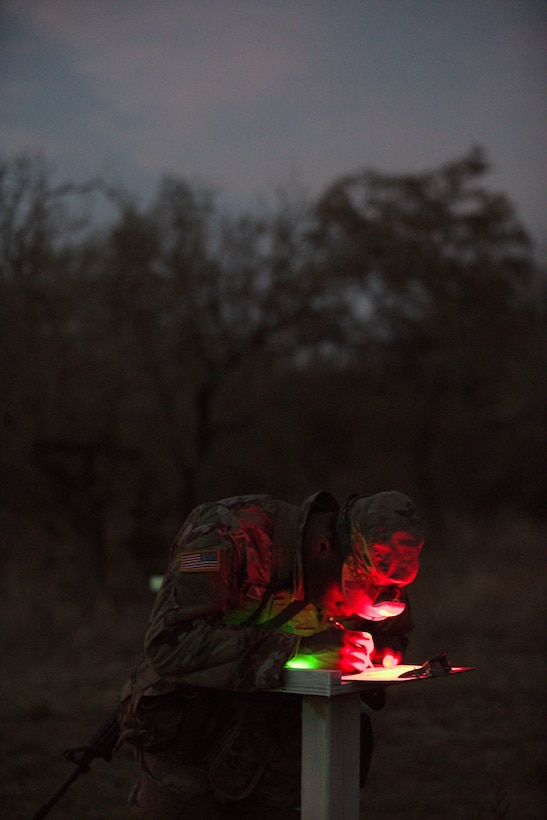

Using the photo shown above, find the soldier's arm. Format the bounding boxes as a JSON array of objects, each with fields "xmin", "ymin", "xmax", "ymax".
[
  {"xmin": 145, "ymin": 615, "xmax": 299, "ymax": 691},
  {"xmin": 143, "ymin": 514, "xmax": 298, "ymax": 691}
]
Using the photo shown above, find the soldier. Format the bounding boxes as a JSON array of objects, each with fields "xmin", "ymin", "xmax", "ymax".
[{"xmin": 119, "ymin": 490, "xmax": 424, "ymax": 819}]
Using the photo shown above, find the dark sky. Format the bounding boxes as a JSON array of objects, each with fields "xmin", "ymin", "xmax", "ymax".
[{"xmin": 1, "ymin": 0, "xmax": 545, "ymax": 249}]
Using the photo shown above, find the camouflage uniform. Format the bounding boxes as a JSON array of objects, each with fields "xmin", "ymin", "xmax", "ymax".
[{"xmin": 119, "ymin": 492, "xmax": 412, "ymax": 819}]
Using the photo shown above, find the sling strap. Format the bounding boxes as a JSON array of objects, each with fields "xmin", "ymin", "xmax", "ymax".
[
  {"xmin": 245, "ymin": 499, "xmax": 306, "ymax": 630},
  {"xmin": 254, "ymin": 598, "xmax": 308, "ymax": 631},
  {"xmin": 270, "ymin": 499, "xmax": 300, "ymax": 590}
]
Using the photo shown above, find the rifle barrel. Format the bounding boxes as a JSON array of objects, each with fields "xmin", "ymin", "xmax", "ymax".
[
  {"xmin": 31, "ymin": 766, "xmax": 84, "ymax": 820},
  {"xmin": 30, "ymin": 706, "xmax": 121, "ymax": 820}
]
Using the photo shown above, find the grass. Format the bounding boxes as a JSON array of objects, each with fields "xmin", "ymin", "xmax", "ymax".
[{"xmin": 1, "ymin": 513, "xmax": 546, "ymax": 819}]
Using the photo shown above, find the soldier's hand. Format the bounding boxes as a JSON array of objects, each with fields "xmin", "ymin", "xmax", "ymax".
[
  {"xmin": 339, "ymin": 630, "xmax": 375, "ymax": 674},
  {"xmin": 287, "ymin": 629, "xmax": 376, "ymax": 672}
]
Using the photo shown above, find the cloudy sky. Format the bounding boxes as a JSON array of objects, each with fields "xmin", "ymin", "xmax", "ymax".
[{"xmin": 1, "ymin": 0, "xmax": 546, "ymax": 248}]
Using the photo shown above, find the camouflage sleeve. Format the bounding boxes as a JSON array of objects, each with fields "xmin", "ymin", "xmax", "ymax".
[
  {"xmin": 142, "ymin": 504, "xmax": 299, "ymax": 691},
  {"xmin": 146, "ymin": 616, "xmax": 299, "ymax": 691}
]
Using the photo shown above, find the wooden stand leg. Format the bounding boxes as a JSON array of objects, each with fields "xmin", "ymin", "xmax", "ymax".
[{"xmin": 300, "ymin": 692, "xmax": 361, "ymax": 820}]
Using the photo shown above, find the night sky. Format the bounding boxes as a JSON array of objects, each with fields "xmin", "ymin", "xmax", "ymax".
[{"xmin": 1, "ymin": 1, "xmax": 545, "ymax": 250}]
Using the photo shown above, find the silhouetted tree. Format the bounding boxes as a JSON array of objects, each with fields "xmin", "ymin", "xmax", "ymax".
[
  {"xmin": 310, "ymin": 147, "xmax": 545, "ymax": 533},
  {"xmin": 1, "ymin": 148, "xmax": 544, "ymax": 593}
]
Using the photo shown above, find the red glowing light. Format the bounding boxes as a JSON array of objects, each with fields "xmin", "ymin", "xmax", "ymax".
[
  {"xmin": 372, "ymin": 647, "xmax": 402, "ymax": 668},
  {"xmin": 382, "ymin": 652, "xmax": 400, "ymax": 668}
]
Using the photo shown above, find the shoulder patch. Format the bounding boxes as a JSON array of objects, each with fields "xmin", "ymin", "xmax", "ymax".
[{"xmin": 180, "ymin": 549, "xmax": 221, "ymax": 573}]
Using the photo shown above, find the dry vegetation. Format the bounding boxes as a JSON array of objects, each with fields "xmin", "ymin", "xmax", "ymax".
[{"xmin": 1, "ymin": 514, "xmax": 545, "ymax": 819}]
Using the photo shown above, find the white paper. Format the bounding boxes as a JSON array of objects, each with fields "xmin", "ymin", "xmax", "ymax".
[{"xmin": 341, "ymin": 664, "xmax": 421, "ymax": 681}]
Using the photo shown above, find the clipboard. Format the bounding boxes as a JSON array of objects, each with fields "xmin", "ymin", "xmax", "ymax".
[{"xmin": 279, "ymin": 653, "xmax": 475, "ymax": 696}]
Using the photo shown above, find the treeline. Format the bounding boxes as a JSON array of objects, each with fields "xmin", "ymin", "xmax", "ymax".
[{"xmin": 1, "ymin": 148, "xmax": 545, "ymax": 592}]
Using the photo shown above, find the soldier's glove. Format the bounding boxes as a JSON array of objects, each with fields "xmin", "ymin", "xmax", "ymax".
[
  {"xmin": 296, "ymin": 629, "xmax": 376, "ymax": 674},
  {"xmin": 339, "ymin": 630, "xmax": 375, "ymax": 674}
]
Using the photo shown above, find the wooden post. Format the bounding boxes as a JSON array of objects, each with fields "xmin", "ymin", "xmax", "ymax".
[
  {"xmin": 300, "ymin": 691, "xmax": 361, "ymax": 820},
  {"xmin": 275, "ymin": 664, "xmax": 473, "ymax": 818}
]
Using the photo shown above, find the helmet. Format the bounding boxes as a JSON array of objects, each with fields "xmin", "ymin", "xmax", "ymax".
[{"xmin": 337, "ymin": 491, "xmax": 424, "ymax": 620}]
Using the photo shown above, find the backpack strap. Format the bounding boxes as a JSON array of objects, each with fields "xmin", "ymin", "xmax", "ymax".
[
  {"xmin": 245, "ymin": 500, "xmax": 306, "ymax": 630},
  {"xmin": 254, "ymin": 598, "xmax": 308, "ymax": 631},
  {"xmin": 270, "ymin": 500, "xmax": 300, "ymax": 590}
]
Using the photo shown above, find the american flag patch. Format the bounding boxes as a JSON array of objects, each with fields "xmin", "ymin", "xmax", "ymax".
[{"xmin": 180, "ymin": 550, "xmax": 220, "ymax": 573}]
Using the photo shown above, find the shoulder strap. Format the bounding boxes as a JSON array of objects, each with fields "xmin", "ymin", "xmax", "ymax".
[
  {"xmin": 270, "ymin": 500, "xmax": 300, "ymax": 589},
  {"xmin": 254, "ymin": 598, "xmax": 308, "ymax": 631},
  {"xmin": 245, "ymin": 499, "xmax": 305, "ymax": 630}
]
